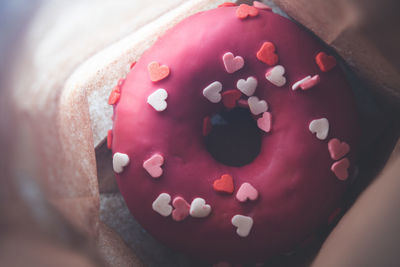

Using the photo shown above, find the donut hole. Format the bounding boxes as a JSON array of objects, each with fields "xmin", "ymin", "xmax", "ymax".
[{"xmin": 204, "ymin": 107, "xmax": 261, "ymax": 167}]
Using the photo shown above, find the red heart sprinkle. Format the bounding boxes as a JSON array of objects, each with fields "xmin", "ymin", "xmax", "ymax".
[
  {"xmin": 148, "ymin": 61, "xmax": 170, "ymax": 82},
  {"xmin": 108, "ymin": 88, "xmax": 121, "ymax": 105},
  {"xmin": 331, "ymin": 158, "xmax": 350, "ymax": 180},
  {"xmin": 218, "ymin": 2, "xmax": 237, "ymax": 8},
  {"xmin": 202, "ymin": 116, "xmax": 212, "ymax": 136},
  {"xmin": 222, "ymin": 89, "xmax": 242, "ymax": 109},
  {"xmin": 256, "ymin": 42, "xmax": 278, "ymax": 66},
  {"xmin": 328, "ymin": 138, "xmax": 350, "ymax": 160},
  {"xmin": 213, "ymin": 174, "xmax": 234, "ymax": 194},
  {"xmin": 315, "ymin": 52, "xmax": 337, "ymax": 72},
  {"xmin": 107, "ymin": 130, "xmax": 112, "ymax": 149},
  {"xmin": 236, "ymin": 4, "xmax": 259, "ymax": 19},
  {"xmin": 130, "ymin": 61, "xmax": 136, "ymax": 69}
]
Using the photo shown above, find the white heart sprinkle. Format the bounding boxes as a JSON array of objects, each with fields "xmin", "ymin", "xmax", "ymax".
[
  {"xmin": 292, "ymin": 76, "xmax": 311, "ymax": 90},
  {"xmin": 189, "ymin": 197, "xmax": 211, "ymax": 218},
  {"xmin": 266, "ymin": 65, "xmax": 286, "ymax": 87},
  {"xmin": 236, "ymin": 76, "xmax": 258, "ymax": 96},
  {"xmin": 231, "ymin": 215, "xmax": 253, "ymax": 237},
  {"xmin": 152, "ymin": 193, "xmax": 172, "ymax": 217},
  {"xmin": 113, "ymin": 152, "xmax": 130, "ymax": 173},
  {"xmin": 309, "ymin": 118, "xmax": 329, "ymax": 140},
  {"xmin": 203, "ymin": 81, "xmax": 222, "ymax": 103},
  {"xmin": 147, "ymin": 89, "xmax": 168, "ymax": 111},
  {"xmin": 248, "ymin": 96, "xmax": 268, "ymax": 115}
]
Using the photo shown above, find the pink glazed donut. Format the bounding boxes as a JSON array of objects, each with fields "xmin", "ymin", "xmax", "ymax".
[{"xmin": 109, "ymin": 3, "xmax": 360, "ymax": 264}]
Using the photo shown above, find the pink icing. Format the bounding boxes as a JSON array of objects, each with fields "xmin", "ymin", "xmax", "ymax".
[{"xmin": 112, "ymin": 7, "xmax": 359, "ymax": 263}]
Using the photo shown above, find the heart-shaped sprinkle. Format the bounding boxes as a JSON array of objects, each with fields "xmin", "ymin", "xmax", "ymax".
[
  {"xmin": 108, "ymin": 86, "xmax": 121, "ymax": 105},
  {"xmin": 172, "ymin": 196, "xmax": 190, "ymax": 222},
  {"xmin": 300, "ymin": 74, "xmax": 320, "ymax": 90},
  {"xmin": 256, "ymin": 42, "xmax": 278, "ymax": 66},
  {"xmin": 248, "ymin": 96, "xmax": 268, "ymax": 115},
  {"xmin": 223, "ymin": 52, "xmax": 244, "ymax": 73},
  {"xmin": 292, "ymin": 76, "xmax": 311, "ymax": 90},
  {"xmin": 203, "ymin": 81, "xmax": 223, "ymax": 103},
  {"xmin": 309, "ymin": 118, "xmax": 329, "ymax": 140},
  {"xmin": 107, "ymin": 130, "xmax": 112, "ymax": 149},
  {"xmin": 113, "ymin": 152, "xmax": 130, "ymax": 174},
  {"xmin": 147, "ymin": 89, "xmax": 168, "ymax": 111},
  {"xmin": 152, "ymin": 193, "xmax": 172, "ymax": 217},
  {"xmin": 237, "ymin": 99, "xmax": 249, "ymax": 108},
  {"xmin": 236, "ymin": 76, "xmax": 258, "ymax": 96},
  {"xmin": 218, "ymin": 2, "xmax": 237, "ymax": 8},
  {"xmin": 190, "ymin": 197, "xmax": 211, "ymax": 218},
  {"xmin": 331, "ymin": 158, "xmax": 350, "ymax": 180},
  {"xmin": 222, "ymin": 89, "xmax": 242, "ymax": 109},
  {"xmin": 236, "ymin": 182, "xmax": 258, "ymax": 202},
  {"xmin": 143, "ymin": 153, "xmax": 164, "ymax": 178},
  {"xmin": 253, "ymin": 1, "xmax": 272, "ymax": 10},
  {"xmin": 213, "ymin": 174, "xmax": 234, "ymax": 194},
  {"xmin": 266, "ymin": 65, "xmax": 286, "ymax": 87},
  {"xmin": 328, "ymin": 138, "xmax": 350, "ymax": 160},
  {"xmin": 257, "ymin": 112, "xmax": 272, "ymax": 133},
  {"xmin": 231, "ymin": 214, "xmax": 253, "ymax": 237},
  {"xmin": 315, "ymin": 52, "xmax": 336, "ymax": 72},
  {"xmin": 236, "ymin": 4, "xmax": 259, "ymax": 19},
  {"xmin": 148, "ymin": 61, "xmax": 170, "ymax": 82},
  {"xmin": 202, "ymin": 116, "xmax": 212, "ymax": 136}
]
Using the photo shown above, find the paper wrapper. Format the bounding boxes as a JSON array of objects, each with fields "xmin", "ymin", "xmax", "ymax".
[{"xmin": 4, "ymin": 0, "xmax": 399, "ymax": 266}]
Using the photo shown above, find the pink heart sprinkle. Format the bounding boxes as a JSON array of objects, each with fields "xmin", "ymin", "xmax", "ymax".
[
  {"xmin": 331, "ymin": 158, "xmax": 350, "ymax": 180},
  {"xmin": 236, "ymin": 182, "xmax": 258, "ymax": 202},
  {"xmin": 223, "ymin": 52, "xmax": 244, "ymax": 74},
  {"xmin": 257, "ymin": 112, "xmax": 272, "ymax": 133},
  {"xmin": 328, "ymin": 138, "xmax": 350, "ymax": 160},
  {"xmin": 172, "ymin": 196, "xmax": 190, "ymax": 222},
  {"xmin": 143, "ymin": 153, "xmax": 164, "ymax": 178},
  {"xmin": 253, "ymin": 1, "xmax": 272, "ymax": 10},
  {"xmin": 300, "ymin": 74, "xmax": 320, "ymax": 90}
]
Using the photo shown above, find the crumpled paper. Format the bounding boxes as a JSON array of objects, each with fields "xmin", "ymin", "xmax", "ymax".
[{"xmin": 3, "ymin": 0, "xmax": 399, "ymax": 266}]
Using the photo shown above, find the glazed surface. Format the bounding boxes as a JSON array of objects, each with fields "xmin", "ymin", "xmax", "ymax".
[{"xmin": 112, "ymin": 6, "xmax": 359, "ymax": 263}]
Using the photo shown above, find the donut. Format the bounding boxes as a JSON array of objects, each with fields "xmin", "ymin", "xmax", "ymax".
[{"xmin": 109, "ymin": 3, "xmax": 360, "ymax": 264}]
